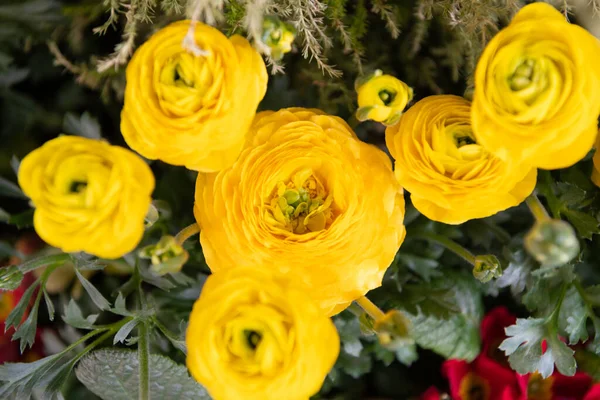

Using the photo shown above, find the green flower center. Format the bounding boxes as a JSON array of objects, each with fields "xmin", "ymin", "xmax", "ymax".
[
  {"xmin": 378, "ymin": 89, "xmax": 396, "ymax": 106},
  {"xmin": 69, "ymin": 180, "xmax": 88, "ymax": 193},
  {"xmin": 244, "ymin": 330, "xmax": 262, "ymax": 350},
  {"xmin": 266, "ymin": 173, "xmax": 335, "ymax": 235},
  {"xmin": 509, "ymin": 59, "xmax": 535, "ymax": 91}
]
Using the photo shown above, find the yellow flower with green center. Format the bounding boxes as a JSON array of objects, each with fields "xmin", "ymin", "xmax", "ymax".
[
  {"xmin": 194, "ymin": 108, "xmax": 406, "ymax": 315},
  {"xmin": 262, "ymin": 16, "xmax": 296, "ymax": 61},
  {"xmin": 18, "ymin": 136, "xmax": 154, "ymax": 259},
  {"xmin": 121, "ymin": 20, "xmax": 268, "ymax": 172},
  {"xmin": 472, "ymin": 3, "xmax": 600, "ymax": 170},
  {"xmin": 186, "ymin": 267, "xmax": 339, "ymax": 400},
  {"xmin": 355, "ymin": 70, "xmax": 413, "ymax": 125},
  {"xmin": 386, "ymin": 95, "xmax": 536, "ymax": 224}
]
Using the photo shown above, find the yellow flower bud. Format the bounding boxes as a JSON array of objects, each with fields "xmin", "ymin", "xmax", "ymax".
[
  {"xmin": 356, "ymin": 70, "xmax": 413, "ymax": 125},
  {"xmin": 194, "ymin": 108, "xmax": 406, "ymax": 316},
  {"xmin": 18, "ymin": 136, "xmax": 154, "ymax": 259},
  {"xmin": 121, "ymin": 21, "xmax": 268, "ymax": 172},
  {"xmin": 139, "ymin": 235, "xmax": 188, "ymax": 275},
  {"xmin": 472, "ymin": 3, "xmax": 600, "ymax": 170},
  {"xmin": 385, "ymin": 95, "xmax": 536, "ymax": 224},
  {"xmin": 262, "ymin": 16, "xmax": 297, "ymax": 61},
  {"xmin": 186, "ymin": 267, "xmax": 339, "ymax": 400}
]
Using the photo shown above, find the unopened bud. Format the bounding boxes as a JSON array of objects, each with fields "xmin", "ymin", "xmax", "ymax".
[
  {"xmin": 473, "ymin": 255, "xmax": 502, "ymax": 283},
  {"xmin": 373, "ymin": 310, "xmax": 413, "ymax": 350},
  {"xmin": 262, "ymin": 16, "xmax": 296, "ymax": 61},
  {"xmin": 525, "ymin": 219, "xmax": 579, "ymax": 268},
  {"xmin": 139, "ymin": 236, "xmax": 189, "ymax": 275},
  {"xmin": 0, "ymin": 265, "xmax": 24, "ymax": 290}
]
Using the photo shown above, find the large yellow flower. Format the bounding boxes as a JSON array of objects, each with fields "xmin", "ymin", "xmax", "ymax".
[
  {"xmin": 472, "ymin": 2, "xmax": 600, "ymax": 170},
  {"xmin": 194, "ymin": 108, "xmax": 406, "ymax": 315},
  {"xmin": 121, "ymin": 20, "xmax": 268, "ymax": 172},
  {"xmin": 186, "ymin": 267, "xmax": 339, "ymax": 400},
  {"xmin": 18, "ymin": 136, "xmax": 154, "ymax": 259},
  {"xmin": 386, "ymin": 95, "xmax": 536, "ymax": 224}
]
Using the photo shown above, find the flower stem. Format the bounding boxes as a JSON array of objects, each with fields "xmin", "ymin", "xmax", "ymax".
[
  {"xmin": 355, "ymin": 296, "xmax": 385, "ymax": 321},
  {"xmin": 409, "ymin": 231, "xmax": 477, "ymax": 266},
  {"xmin": 525, "ymin": 194, "xmax": 550, "ymax": 223},
  {"xmin": 138, "ymin": 320, "xmax": 150, "ymax": 400},
  {"xmin": 174, "ymin": 223, "xmax": 200, "ymax": 246}
]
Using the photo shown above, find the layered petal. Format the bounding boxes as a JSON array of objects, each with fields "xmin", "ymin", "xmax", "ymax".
[
  {"xmin": 472, "ymin": 3, "xmax": 600, "ymax": 170},
  {"xmin": 386, "ymin": 95, "xmax": 536, "ymax": 224},
  {"xmin": 194, "ymin": 108, "xmax": 406, "ymax": 315},
  {"xmin": 186, "ymin": 267, "xmax": 339, "ymax": 400},
  {"xmin": 18, "ymin": 136, "xmax": 154, "ymax": 259},
  {"xmin": 121, "ymin": 20, "xmax": 268, "ymax": 172}
]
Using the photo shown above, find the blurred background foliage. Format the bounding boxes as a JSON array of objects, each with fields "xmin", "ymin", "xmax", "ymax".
[{"xmin": 2, "ymin": 0, "xmax": 600, "ymax": 399}]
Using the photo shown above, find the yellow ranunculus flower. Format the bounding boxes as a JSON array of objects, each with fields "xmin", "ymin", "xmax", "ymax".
[
  {"xmin": 386, "ymin": 95, "xmax": 537, "ymax": 224},
  {"xmin": 356, "ymin": 70, "xmax": 413, "ymax": 125},
  {"xmin": 472, "ymin": 2, "xmax": 600, "ymax": 170},
  {"xmin": 18, "ymin": 136, "xmax": 154, "ymax": 259},
  {"xmin": 194, "ymin": 108, "xmax": 406, "ymax": 315},
  {"xmin": 121, "ymin": 20, "xmax": 268, "ymax": 172},
  {"xmin": 186, "ymin": 267, "xmax": 339, "ymax": 400}
]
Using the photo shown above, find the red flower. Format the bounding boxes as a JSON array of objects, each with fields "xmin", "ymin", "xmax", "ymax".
[
  {"xmin": 426, "ymin": 307, "xmax": 600, "ymax": 400},
  {"xmin": 583, "ymin": 384, "xmax": 600, "ymax": 400},
  {"xmin": 421, "ymin": 386, "xmax": 444, "ymax": 400}
]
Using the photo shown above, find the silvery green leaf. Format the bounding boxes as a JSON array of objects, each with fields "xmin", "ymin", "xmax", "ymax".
[
  {"xmin": 75, "ymin": 349, "xmax": 209, "ymax": 400},
  {"xmin": 62, "ymin": 299, "xmax": 98, "ymax": 330},
  {"xmin": 74, "ymin": 269, "xmax": 110, "ymax": 310},
  {"xmin": 113, "ymin": 319, "xmax": 139, "ymax": 345}
]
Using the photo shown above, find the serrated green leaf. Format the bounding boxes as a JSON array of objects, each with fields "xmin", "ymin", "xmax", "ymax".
[
  {"xmin": 0, "ymin": 351, "xmax": 68, "ymax": 398},
  {"xmin": 395, "ymin": 343, "xmax": 418, "ymax": 366},
  {"xmin": 11, "ymin": 293, "xmax": 41, "ymax": 352},
  {"xmin": 5, "ymin": 279, "xmax": 38, "ymax": 331},
  {"xmin": 113, "ymin": 319, "xmax": 138, "ymax": 345},
  {"xmin": 558, "ymin": 285, "xmax": 589, "ymax": 345},
  {"xmin": 74, "ymin": 349, "xmax": 209, "ymax": 400},
  {"xmin": 74, "ymin": 269, "xmax": 110, "ymax": 310},
  {"xmin": 562, "ymin": 209, "xmax": 599, "ymax": 240},
  {"xmin": 385, "ymin": 271, "xmax": 483, "ymax": 361},
  {"xmin": 397, "ymin": 253, "xmax": 441, "ymax": 282},
  {"xmin": 557, "ymin": 182, "xmax": 587, "ymax": 207},
  {"xmin": 62, "ymin": 299, "xmax": 98, "ymax": 330},
  {"xmin": 500, "ymin": 317, "xmax": 576, "ymax": 378},
  {"xmin": 111, "ymin": 292, "xmax": 133, "ymax": 317}
]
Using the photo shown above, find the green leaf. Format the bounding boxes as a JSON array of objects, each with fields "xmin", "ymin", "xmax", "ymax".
[
  {"xmin": 74, "ymin": 268, "xmax": 110, "ymax": 310},
  {"xmin": 113, "ymin": 319, "xmax": 139, "ymax": 345},
  {"xmin": 0, "ymin": 351, "xmax": 69, "ymax": 398},
  {"xmin": 111, "ymin": 293, "xmax": 133, "ymax": 317},
  {"xmin": 15, "ymin": 253, "xmax": 71, "ymax": 274},
  {"xmin": 558, "ymin": 285, "xmax": 589, "ymax": 345},
  {"xmin": 11, "ymin": 290, "xmax": 42, "ymax": 352},
  {"xmin": 500, "ymin": 317, "xmax": 576, "ymax": 378},
  {"xmin": 7, "ymin": 208, "xmax": 33, "ymax": 228},
  {"xmin": 62, "ymin": 299, "xmax": 98, "ymax": 330},
  {"xmin": 63, "ymin": 112, "xmax": 102, "ymax": 139},
  {"xmin": 575, "ymin": 349, "xmax": 600, "ymax": 382},
  {"xmin": 385, "ymin": 270, "xmax": 483, "ymax": 361},
  {"xmin": 5, "ymin": 280, "xmax": 38, "ymax": 332},
  {"xmin": 0, "ymin": 175, "xmax": 26, "ymax": 199},
  {"xmin": 42, "ymin": 289, "xmax": 54, "ymax": 321},
  {"xmin": 397, "ymin": 253, "xmax": 441, "ymax": 282},
  {"xmin": 75, "ymin": 349, "xmax": 209, "ymax": 400},
  {"xmin": 557, "ymin": 182, "xmax": 587, "ymax": 207},
  {"xmin": 562, "ymin": 209, "xmax": 599, "ymax": 240}
]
